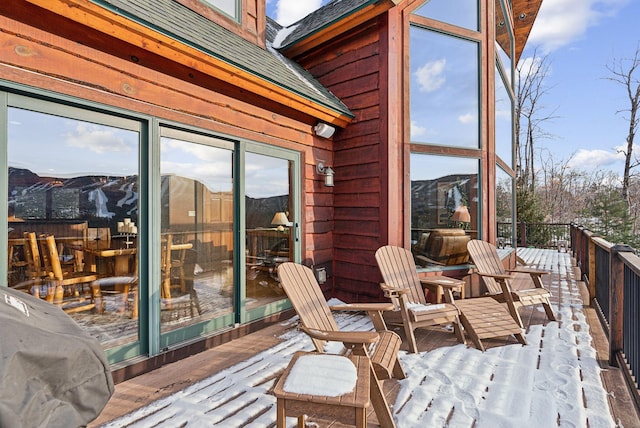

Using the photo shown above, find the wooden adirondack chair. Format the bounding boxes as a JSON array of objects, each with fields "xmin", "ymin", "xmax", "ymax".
[
  {"xmin": 277, "ymin": 262, "xmax": 406, "ymax": 428},
  {"xmin": 376, "ymin": 245, "xmax": 526, "ymax": 352},
  {"xmin": 375, "ymin": 245, "xmax": 465, "ymax": 353},
  {"xmin": 467, "ymin": 239, "xmax": 556, "ymax": 328}
]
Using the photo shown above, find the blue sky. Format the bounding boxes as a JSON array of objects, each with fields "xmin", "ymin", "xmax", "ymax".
[{"xmin": 266, "ymin": 0, "xmax": 638, "ymax": 176}]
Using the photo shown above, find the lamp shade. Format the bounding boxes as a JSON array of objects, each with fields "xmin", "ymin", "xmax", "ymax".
[
  {"xmin": 271, "ymin": 212, "xmax": 290, "ymax": 231},
  {"xmin": 452, "ymin": 205, "xmax": 471, "ymax": 223}
]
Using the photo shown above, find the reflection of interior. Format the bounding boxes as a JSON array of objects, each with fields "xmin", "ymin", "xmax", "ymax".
[
  {"xmin": 246, "ymin": 226, "xmax": 290, "ymax": 296},
  {"xmin": 412, "ymin": 229, "xmax": 470, "ymax": 267}
]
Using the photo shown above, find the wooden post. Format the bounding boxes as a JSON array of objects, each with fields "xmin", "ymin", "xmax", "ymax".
[
  {"xmin": 609, "ymin": 244, "xmax": 635, "ymax": 366},
  {"xmin": 588, "ymin": 237, "xmax": 596, "ymax": 301},
  {"xmin": 518, "ymin": 222, "xmax": 527, "ymax": 247}
]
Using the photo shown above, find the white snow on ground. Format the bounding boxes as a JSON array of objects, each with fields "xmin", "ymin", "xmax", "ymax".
[{"xmin": 101, "ymin": 250, "xmax": 616, "ymax": 428}]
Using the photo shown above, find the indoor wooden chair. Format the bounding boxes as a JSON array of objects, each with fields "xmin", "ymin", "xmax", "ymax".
[
  {"xmin": 277, "ymin": 262, "xmax": 406, "ymax": 428},
  {"xmin": 376, "ymin": 245, "xmax": 526, "ymax": 352},
  {"xmin": 467, "ymin": 239, "xmax": 556, "ymax": 328},
  {"xmin": 161, "ymin": 234, "xmax": 200, "ymax": 317},
  {"xmin": 34, "ymin": 234, "xmax": 100, "ymax": 314},
  {"xmin": 23, "ymin": 232, "xmax": 48, "ymax": 281}
]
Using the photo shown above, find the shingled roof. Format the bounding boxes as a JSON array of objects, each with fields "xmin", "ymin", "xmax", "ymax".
[
  {"xmin": 94, "ymin": 0, "xmax": 353, "ymax": 121},
  {"xmin": 273, "ymin": 0, "xmax": 379, "ymax": 50}
]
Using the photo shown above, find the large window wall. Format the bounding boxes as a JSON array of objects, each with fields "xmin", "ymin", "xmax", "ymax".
[
  {"xmin": 3, "ymin": 88, "xmax": 299, "ymax": 364},
  {"xmin": 407, "ymin": 0, "xmax": 517, "ymax": 263},
  {"xmin": 495, "ymin": 0, "xmax": 517, "ymax": 242},
  {"xmin": 408, "ymin": 1, "xmax": 483, "ymax": 267}
]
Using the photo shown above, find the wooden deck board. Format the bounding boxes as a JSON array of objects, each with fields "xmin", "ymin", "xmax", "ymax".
[{"xmin": 90, "ymin": 249, "xmax": 640, "ymax": 428}]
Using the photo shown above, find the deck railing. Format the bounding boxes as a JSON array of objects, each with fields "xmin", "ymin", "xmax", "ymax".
[
  {"xmin": 497, "ymin": 222, "xmax": 571, "ymax": 248},
  {"xmin": 571, "ymin": 224, "xmax": 640, "ymax": 408}
]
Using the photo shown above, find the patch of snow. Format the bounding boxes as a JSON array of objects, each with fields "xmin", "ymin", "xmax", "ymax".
[
  {"xmin": 283, "ymin": 354, "xmax": 357, "ymax": 396},
  {"xmin": 102, "ymin": 250, "xmax": 616, "ymax": 428},
  {"xmin": 407, "ymin": 302, "xmax": 447, "ymax": 312},
  {"xmin": 272, "ymin": 24, "xmax": 299, "ymax": 49}
]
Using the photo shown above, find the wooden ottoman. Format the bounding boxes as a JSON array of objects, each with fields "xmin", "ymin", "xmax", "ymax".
[{"xmin": 273, "ymin": 351, "xmax": 371, "ymax": 428}]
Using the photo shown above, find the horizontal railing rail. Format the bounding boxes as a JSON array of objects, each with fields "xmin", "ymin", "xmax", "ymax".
[{"xmin": 497, "ymin": 222, "xmax": 571, "ymax": 249}]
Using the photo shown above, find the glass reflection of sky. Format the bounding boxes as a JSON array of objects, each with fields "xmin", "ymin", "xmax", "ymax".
[
  {"xmin": 412, "ymin": 0, "xmax": 478, "ymax": 31},
  {"xmin": 202, "ymin": 0, "xmax": 237, "ymax": 19},
  {"xmin": 8, "ymin": 108, "xmax": 138, "ymax": 177},
  {"xmin": 245, "ymin": 152, "xmax": 289, "ymax": 199},
  {"xmin": 410, "ymin": 27, "xmax": 479, "ymax": 148},
  {"xmin": 495, "ymin": 69, "xmax": 514, "ymax": 167},
  {"xmin": 410, "ymin": 153, "xmax": 478, "ymax": 181},
  {"xmin": 161, "ymin": 137, "xmax": 232, "ymax": 193},
  {"xmin": 497, "ymin": 41, "xmax": 512, "ymax": 85}
]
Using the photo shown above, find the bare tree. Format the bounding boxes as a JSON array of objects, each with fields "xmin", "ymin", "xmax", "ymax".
[
  {"xmin": 605, "ymin": 44, "xmax": 640, "ymax": 209},
  {"xmin": 515, "ymin": 49, "xmax": 557, "ymax": 192}
]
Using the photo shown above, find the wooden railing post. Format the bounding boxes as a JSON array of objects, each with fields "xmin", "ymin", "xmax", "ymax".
[
  {"xmin": 609, "ymin": 244, "xmax": 636, "ymax": 366},
  {"xmin": 588, "ymin": 236, "xmax": 596, "ymax": 300},
  {"xmin": 518, "ymin": 222, "xmax": 527, "ymax": 247}
]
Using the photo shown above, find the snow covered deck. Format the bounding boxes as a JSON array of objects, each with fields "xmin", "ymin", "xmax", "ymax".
[{"xmin": 91, "ymin": 248, "xmax": 635, "ymax": 427}]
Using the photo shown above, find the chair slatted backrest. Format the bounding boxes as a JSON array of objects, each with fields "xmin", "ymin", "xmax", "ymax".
[
  {"xmin": 375, "ymin": 245, "xmax": 427, "ymax": 305},
  {"xmin": 24, "ymin": 232, "xmax": 45, "ymax": 279},
  {"xmin": 277, "ymin": 262, "xmax": 339, "ymax": 351},
  {"xmin": 467, "ymin": 239, "xmax": 506, "ymax": 295}
]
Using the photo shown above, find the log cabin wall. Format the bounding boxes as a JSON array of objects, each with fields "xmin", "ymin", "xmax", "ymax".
[{"xmin": 295, "ymin": 18, "xmax": 391, "ymax": 302}]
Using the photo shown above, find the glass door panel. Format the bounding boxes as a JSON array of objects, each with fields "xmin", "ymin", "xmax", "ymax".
[
  {"xmin": 244, "ymin": 152, "xmax": 293, "ymax": 318},
  {"xmin": 7, "ymin": 103, "xmax": 141, "ymax": 355},
  {"xmin": 160, "ymin": 130, "xmax": 235, "ymax": 337}
]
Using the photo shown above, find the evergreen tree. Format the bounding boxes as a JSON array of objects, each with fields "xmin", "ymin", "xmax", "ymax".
[{"xmin": 582, "ymin": 187, "xmax": 638, "ymax": 248}]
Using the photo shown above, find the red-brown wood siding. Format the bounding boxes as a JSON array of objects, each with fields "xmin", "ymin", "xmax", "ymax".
[
  {"xmin": 297, "ymin": 20, "xmax": 390, "ymax": 302},
  {"xmin": 0, "ymin": 9, "xmax": 336, "ymax": 294}
]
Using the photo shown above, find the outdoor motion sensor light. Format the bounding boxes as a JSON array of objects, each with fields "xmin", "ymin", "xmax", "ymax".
[{"xmin": 314, "ymin": 122, "xmax": 336, "ymax": 139}]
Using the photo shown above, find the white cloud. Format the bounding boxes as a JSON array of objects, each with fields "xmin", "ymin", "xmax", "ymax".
[
  {"xmin": 414, "ymin": 59, "xmax": 447, "ymax": 93},
  {"xmin": 458, "ymin": 113, "xmax": 474, "ymax": 124},
  {"xmin": 567, "ymin": 145, "xmax": 625, "ymax": 170},
  {"xmin": 273, "ymin": 0, "xmax": 324, "ymax": 26},
  {"xmin": 529, "ymin": 0, "xmax": 629, "ymax": 53},
  {"xmin": 65, "ymin": 123, "xmax": 132, "ymax": 154},
  {"xmin": 410, "ymin": 120, "xmax": 427, "ymax": 137}
]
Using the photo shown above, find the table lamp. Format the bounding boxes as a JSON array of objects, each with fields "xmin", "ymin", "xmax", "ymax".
[
  {"xmin": 452, "ymin": 205, "xmax": 471, "ymax": 229},
  {"xmin": 271, "ymin": 212, "xmax": 289, "ymax": 232}
]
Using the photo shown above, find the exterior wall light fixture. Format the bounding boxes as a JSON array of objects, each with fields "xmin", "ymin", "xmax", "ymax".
[{"xmin": 316, "ymin": 161, "xmax": 335, "ymax": 187}]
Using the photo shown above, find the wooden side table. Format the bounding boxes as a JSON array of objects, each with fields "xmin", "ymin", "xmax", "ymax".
[
  {"xmin": 273, "ymin": 351, "xmax": 371, "ymax": 428},
  {"xmin": 420, "ymin": 276, "xmax": 465, "ymax": 303}
]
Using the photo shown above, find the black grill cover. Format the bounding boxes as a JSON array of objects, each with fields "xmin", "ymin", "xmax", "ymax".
[{"xmin": 0, "ymin": 287, "xmax": 114, "ymax": 428}]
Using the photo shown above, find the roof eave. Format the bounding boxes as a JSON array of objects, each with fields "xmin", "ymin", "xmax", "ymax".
[
  {"xmin": 512, "ymin": 0, "xmax": 544, "ymax": 63},
  {"xmin": 280, "ymin": 0, "xmax": 402, "ymax": 59},
  {"xmin": 23, "ymin": 0, "xmax": 353, "ymax": 127}
]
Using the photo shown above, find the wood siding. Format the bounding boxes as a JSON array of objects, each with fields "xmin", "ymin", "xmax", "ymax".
[
  {"xmin": 297, "ymin": 19, "xmax": 390, "ymax": 302},
  {"xmin": 0, "ymin": 8, "xmax": 334, "ymax": 291}
]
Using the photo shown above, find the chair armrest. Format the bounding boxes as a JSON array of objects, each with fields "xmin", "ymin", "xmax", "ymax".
[
  {"xmin": 475, "ymin": 271, "xmax": 515, "ymax": 280},
  {"xmin": 301, "ymin": 327, "xmax": 380, "ymax": 345},
  {"xmin": 508, "ymin": 267, "xmax": 549, "ymax": 276},
  {"xmin": 379, "ymin": 284, "xmax": 409, "ymax": 299},
  {"xmin": 330, "ymin": 302, "xmax": 395, "ymax": 312}
]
